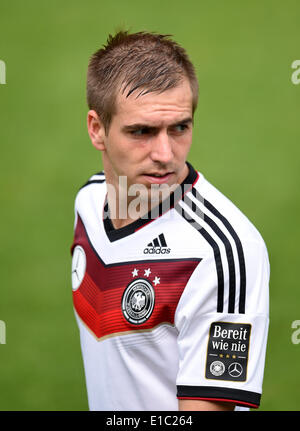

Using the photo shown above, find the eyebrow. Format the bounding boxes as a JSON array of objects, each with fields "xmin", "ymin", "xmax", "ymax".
[{"xmin": 122, "ymin": 117, "xmax": 193, "ymax": 132}]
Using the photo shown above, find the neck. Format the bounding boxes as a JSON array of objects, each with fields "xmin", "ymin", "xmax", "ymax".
[
  {"xmin": 104, "ymin": 163, "xmax": 190, "ymax": 230},
  {"xmin": 106, "ymin": 182, "xmax": 160, "ymax": 230}
]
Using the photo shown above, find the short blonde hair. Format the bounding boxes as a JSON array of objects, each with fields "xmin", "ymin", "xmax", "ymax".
[{"xmin": 86, "ymin": 31, "xmax": 199, "ymax": 133}]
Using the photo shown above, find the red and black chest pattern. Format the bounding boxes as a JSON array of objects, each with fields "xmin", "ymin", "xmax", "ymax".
[{"xmin": 71, "ymin": 215, "xmax": 201, "ymax": 340}]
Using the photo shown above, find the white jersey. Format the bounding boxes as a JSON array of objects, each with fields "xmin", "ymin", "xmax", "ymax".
[{"xmin": 71, "ymin": 162, "xmax": 269, "ymax": 411}]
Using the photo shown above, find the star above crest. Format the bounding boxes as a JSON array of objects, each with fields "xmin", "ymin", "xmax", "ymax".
[{"xmin": 131, "ymin": 267, "xmax": 160, "ymax": 286}]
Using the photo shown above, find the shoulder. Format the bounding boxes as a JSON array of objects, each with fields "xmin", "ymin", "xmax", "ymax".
[
  {"xmin": 74, "ymin": 170, "xmax": 107, "ymax": 212},
  {"xmin": 176, "ymin": 170, "xmax": 269, "ymax": 314},
  {"xmin": 78, "ymin": 170, "xmax": 106, "ymax": 190},
  {"xmin": 184, "ymin": 171, "xmax": 268, "ymax": 250}
]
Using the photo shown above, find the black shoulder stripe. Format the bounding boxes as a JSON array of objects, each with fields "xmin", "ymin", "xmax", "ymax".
[
  {"xmin": 94, "ymin": 171, "xmax": 105, "ymax": 176},
  {"xmin": 79, "ymin": 170, "xmax": 105, "ymax": 190},
  {"xmin": 191, "ymin": 187, "xmax": 246, "ymax": 314},
  {"xmin": 175, "ymin": 203, "xmax": 225, "ymax": 313},
  {"xmin": 183, "ymin": 194, "xmax": 236, "ymax": 313}
]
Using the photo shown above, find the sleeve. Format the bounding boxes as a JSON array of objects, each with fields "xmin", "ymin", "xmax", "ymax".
[{"xmin": 174, "ymin": 239, "xmax": 270, "ymax": 409}]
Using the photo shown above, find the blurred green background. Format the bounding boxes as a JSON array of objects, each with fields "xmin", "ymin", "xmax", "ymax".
[{"xmin": 0, "ymin": 0, "xmax": 299, "ymax": 411}]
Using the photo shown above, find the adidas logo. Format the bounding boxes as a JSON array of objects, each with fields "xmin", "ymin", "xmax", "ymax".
[{"xmin": 143, "ymin": 233, "xmax": 171, "ymax": 254}]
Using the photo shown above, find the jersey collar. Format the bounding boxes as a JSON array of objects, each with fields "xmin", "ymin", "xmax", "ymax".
[{"xmin": 103, "ymin": 162, "xmax": 199, "ymax": 242}]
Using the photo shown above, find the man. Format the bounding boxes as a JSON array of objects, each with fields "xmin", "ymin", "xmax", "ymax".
[{"xmin": 71, "ymin": 31, "xmax": 270, "ymax": 411}]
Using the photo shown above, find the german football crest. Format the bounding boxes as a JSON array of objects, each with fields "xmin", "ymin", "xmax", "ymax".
[{"xmin": 121, "ymin": 267, "xmax": 159, "ymax": 325}]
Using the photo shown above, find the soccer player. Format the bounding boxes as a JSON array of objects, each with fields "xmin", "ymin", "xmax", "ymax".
[{"xmin": 71, "ymin": 31, "xmax": 270, "ymax": 411}]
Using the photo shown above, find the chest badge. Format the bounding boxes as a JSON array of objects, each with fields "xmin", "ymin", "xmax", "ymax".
[{"xmin": 121, "ymin": 268, "xmax": 160, "ymax": 325}]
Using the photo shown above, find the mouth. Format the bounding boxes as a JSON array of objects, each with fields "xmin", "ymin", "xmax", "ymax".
[{"xmin": 142, "ymin": 172, "xmax": 174, "ymax": 184}]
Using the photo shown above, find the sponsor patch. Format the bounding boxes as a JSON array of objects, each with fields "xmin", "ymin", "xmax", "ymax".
[{"xmin": 205, "ymin": 322, "xmax": 251, "ymax": 382}]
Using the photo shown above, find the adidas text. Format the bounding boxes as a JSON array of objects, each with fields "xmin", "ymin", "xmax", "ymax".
[{"xmin": 143, "ymin": 247, "xmax": 171, "ymax": 255}]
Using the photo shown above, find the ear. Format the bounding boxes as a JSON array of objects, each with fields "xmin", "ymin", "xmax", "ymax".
[{"xmin": 87, "ymin": 110, "xmax": 106, "ymax": 151}]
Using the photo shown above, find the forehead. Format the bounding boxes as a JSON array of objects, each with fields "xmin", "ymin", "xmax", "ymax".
[{"xmin": 113, "ymin": 78, "xmax": 193, "ymax": 125}]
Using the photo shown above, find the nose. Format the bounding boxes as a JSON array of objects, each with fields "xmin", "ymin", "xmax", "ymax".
[{"xmin": 149, "ymin": 131, "xmax": 173, "ymax": 164}]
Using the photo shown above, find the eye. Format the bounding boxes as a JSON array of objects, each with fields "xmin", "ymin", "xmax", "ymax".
[
  {"xmin": 131, "ymin": 127, "xmax": 152, "ymax": 136},
  {"xmin": 172, "ymin": 124, "xmax": 189, "ymax": 133}
]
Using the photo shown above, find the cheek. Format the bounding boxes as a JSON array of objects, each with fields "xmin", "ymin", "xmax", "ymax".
[
  {"xmin": 106, "ymin": 138, "xmax": 146, "ymax": 172},
  {"xmin": 175, "ymin": 134, "xmax": 192, "ymax": 155},
  {"xmin": 105, "ymin": 133, "xmax": 128, "ymax": 159}
]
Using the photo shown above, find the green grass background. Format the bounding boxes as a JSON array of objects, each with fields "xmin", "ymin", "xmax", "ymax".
[{"xmin": 0, "ymin": 0, "xmax": 299, "ymax": 410}]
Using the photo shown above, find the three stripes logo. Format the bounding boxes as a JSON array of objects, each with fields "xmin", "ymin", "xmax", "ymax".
[{"xmin": 143, "ymin": 233, "xmax": 171, "ymax": 255}]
